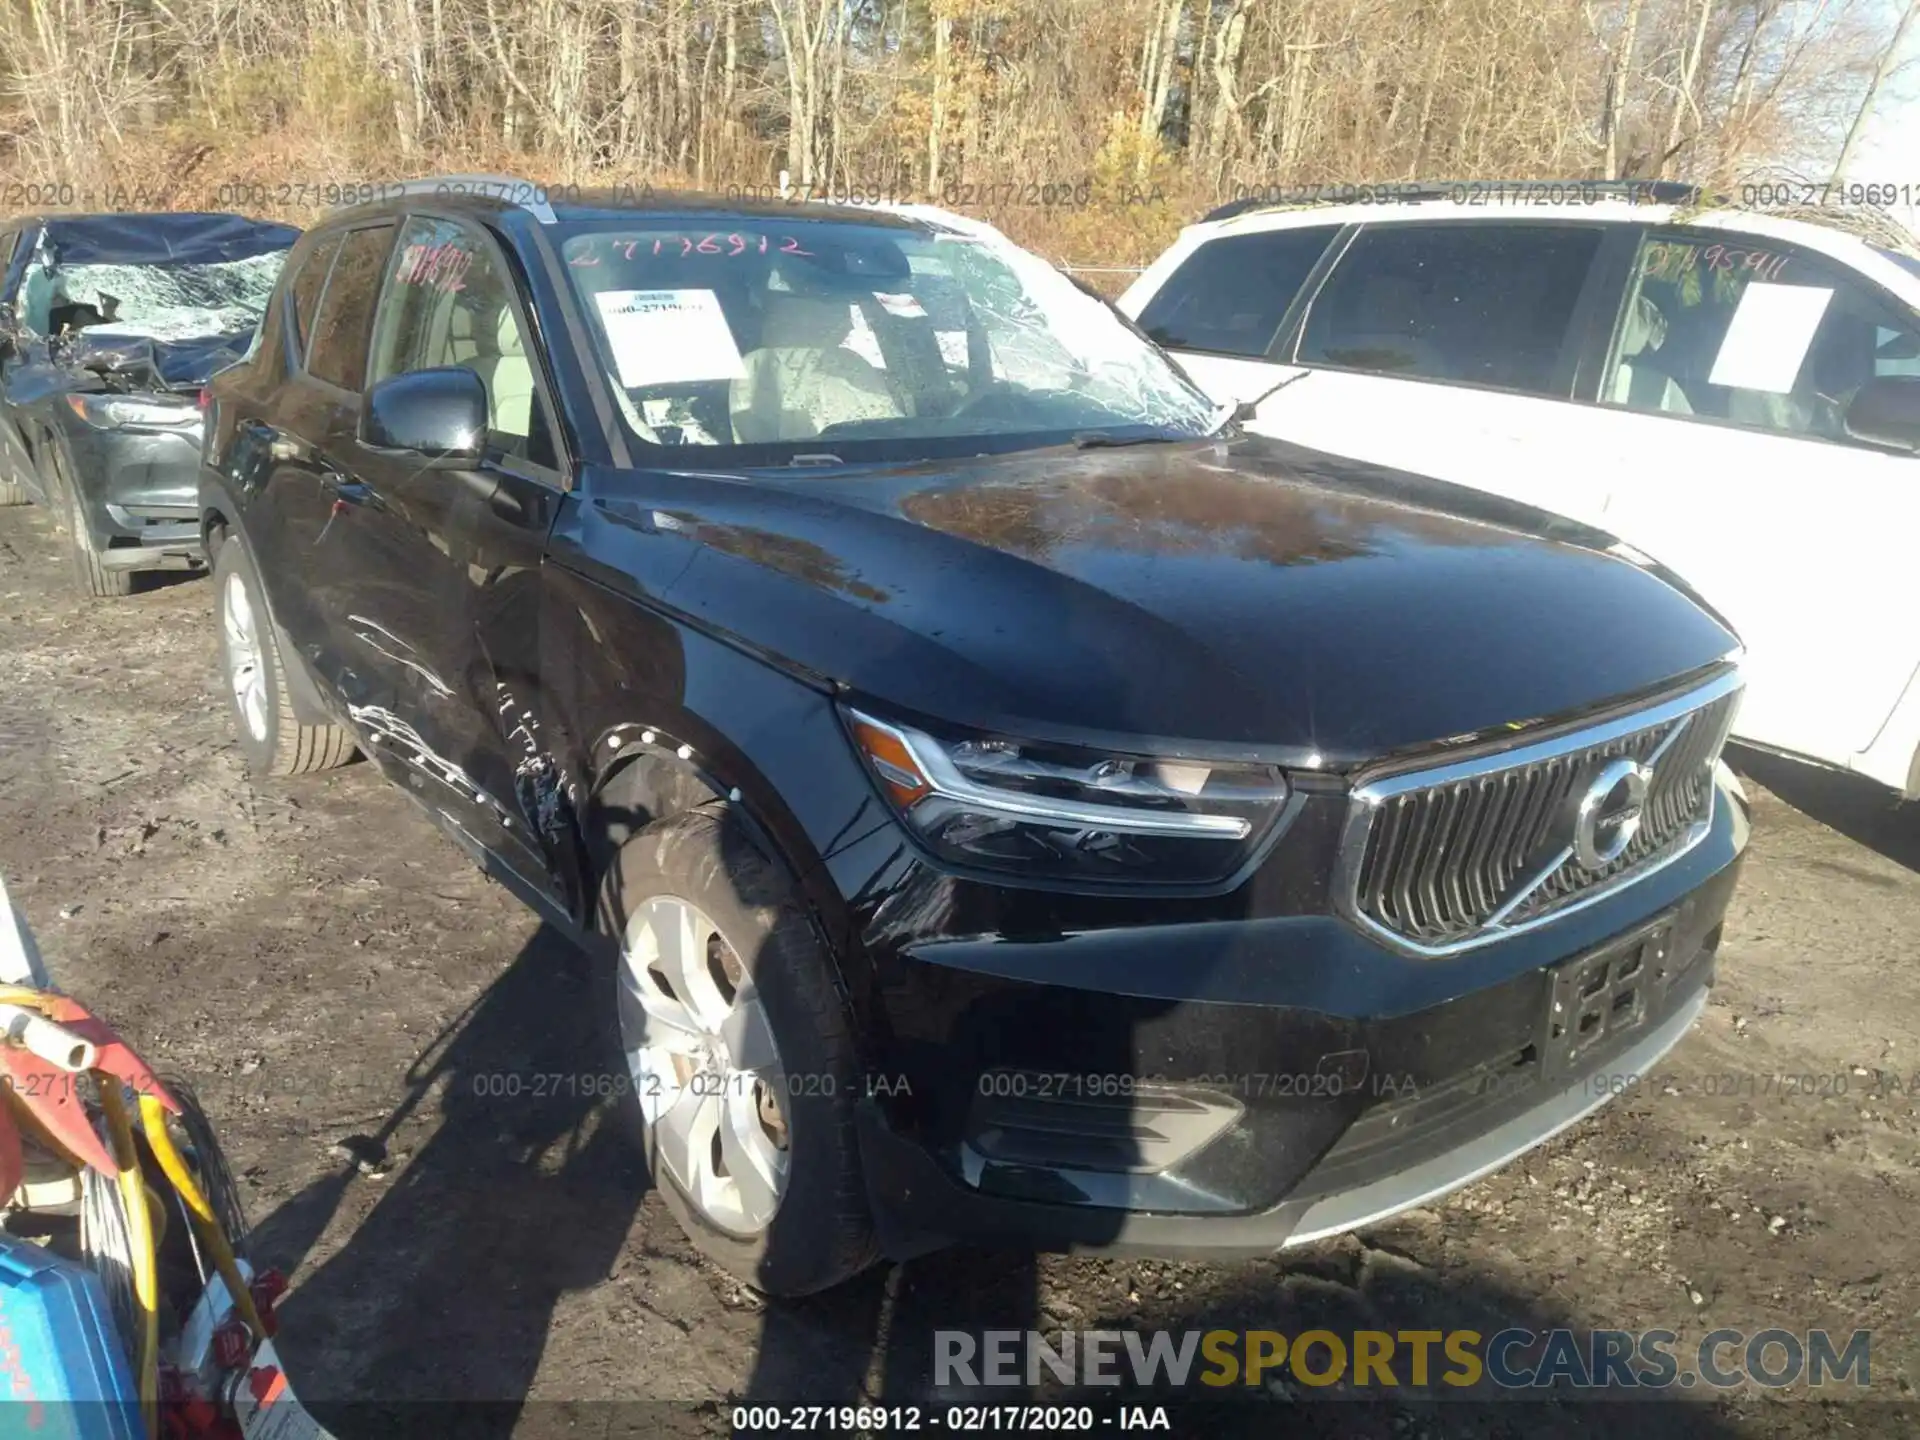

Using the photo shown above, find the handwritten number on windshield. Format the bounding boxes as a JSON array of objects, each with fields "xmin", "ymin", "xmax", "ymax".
[{"xmin": 567, "ymin": 233, "xmax": 813, "ymax": 264}]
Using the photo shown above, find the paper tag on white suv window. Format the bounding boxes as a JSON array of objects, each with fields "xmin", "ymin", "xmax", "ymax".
[
  {"xmin": 1707, "ymin": 283, "xmax": 1834, "ymax": 394},
  {"xmin": 593, "ymin": 289, "xmax": 746, "ymax": 389}
]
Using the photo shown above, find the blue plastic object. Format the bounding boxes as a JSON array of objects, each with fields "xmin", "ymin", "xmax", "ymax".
[{"xmin": 0, "ymin": 1237, "xmax": 142, "ymax": 1439}]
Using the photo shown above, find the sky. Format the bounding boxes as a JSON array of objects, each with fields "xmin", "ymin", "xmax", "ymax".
[{"xmin": 1845, "ymin": 4, "xmax": 1920, "ymax": 234}]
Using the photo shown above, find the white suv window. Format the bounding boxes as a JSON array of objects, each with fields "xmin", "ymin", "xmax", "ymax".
[
  {"xmin": 1295, "ymin": 223, "xmax": 1602, "ymax": 397},
  {"xmin": 1605, "ymin": 230, "xmax": 1920, "ymax": 445},
  {"xmin": 1134, "ymin": 226, "xmax": 1339, "ymax": 358}
]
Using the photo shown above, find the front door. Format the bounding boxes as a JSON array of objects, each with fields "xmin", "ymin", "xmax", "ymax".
[
  {"xmin": 330, "ymin": 213, "xmax": 570, "ymax": 907},
  {"xmin": 1249, "ymin": 219, "xmax": 1624, "ymax": 530}
]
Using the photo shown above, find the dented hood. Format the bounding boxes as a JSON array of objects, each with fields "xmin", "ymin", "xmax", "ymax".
[{"xmin": 57, "ymin": 330, "xmax": 254, "ymax": 392}]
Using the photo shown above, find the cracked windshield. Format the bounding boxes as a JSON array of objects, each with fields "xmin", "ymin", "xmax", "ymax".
[
  {"xmin": 27, "ymin": 252, "xmax": 285, "ymax": 342},
  {"xmin": 560, "ymin": 222, "xmax": 1216, "ymax": 450}
]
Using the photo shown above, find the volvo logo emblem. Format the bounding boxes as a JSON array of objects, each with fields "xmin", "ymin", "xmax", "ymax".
[{"xmin": 1572, "ymin": 758, "xmax": 1653, "ymax": 872}]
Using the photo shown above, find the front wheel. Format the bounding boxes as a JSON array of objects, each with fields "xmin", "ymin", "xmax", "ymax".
[
  {"xmin": 600, "ymin": 806, "xmax": 878, "ymax": 1296},
  {"xmin": 48, "ymin": 449, "xmax": 132, "ymax": 597}
]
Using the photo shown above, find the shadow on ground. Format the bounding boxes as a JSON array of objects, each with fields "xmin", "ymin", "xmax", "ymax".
[
  {"xmin": 1728, "ymin": 745, "xmax": 1917, "ymax": 873},
  {"xmin": 254, "ymin": 922, "xmax": 654, "ymax": 1435},
  {"xmin": 250, "ymin": 919, "xmax": 1773, "ymax": 1440}
]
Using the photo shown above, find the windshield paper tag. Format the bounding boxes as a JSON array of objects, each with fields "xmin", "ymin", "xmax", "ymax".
[
  {"xmin": 593, "ymin": 289, "xmax": 745, "ymax": 389},
  {"xmin": 874, "ymin": 292, "xmax": 926, "ymax": 318},
  {"xmin": 1706, "ymin": 283, "xmax": 1833, "ymax": 394}
]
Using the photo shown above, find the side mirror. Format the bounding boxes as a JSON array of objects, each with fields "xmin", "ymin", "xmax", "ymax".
[
  {"xmin": 360, "ymin": 367, "xmax": 487, "ymax": 463},
  {"xmin": 1844, "ymin": 375, "xmax": 1920, "ymax": 454}
]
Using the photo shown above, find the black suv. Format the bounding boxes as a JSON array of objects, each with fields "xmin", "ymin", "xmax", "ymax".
[{"xmin": 199, "ymin": 179, "xmax": 1750, "ymax": 1295}]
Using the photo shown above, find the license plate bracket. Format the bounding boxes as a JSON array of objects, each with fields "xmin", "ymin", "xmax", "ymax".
[{"xmin": 1539, "ymin": 915, "xmax": 1677, "ymax": 1083}]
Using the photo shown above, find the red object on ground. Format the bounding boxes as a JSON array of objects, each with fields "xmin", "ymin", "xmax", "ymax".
[
  {"xmin": 249, "ymin": 1270, "xmax": 287, "ymax": 1337},
  {"xmin": 0, "ymin": 992, "xmax": 178, "ymax": 1178},
  {"xmin": 213, "ymin": 1320, "xmax": 251, "ymax": 1371}
]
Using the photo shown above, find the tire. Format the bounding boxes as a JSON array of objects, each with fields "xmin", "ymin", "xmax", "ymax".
[
  {"xmin": 213, "ymin": 533, "xmax": 356, "ymax": 776},
  {"xmin": 599, "ymin": 805, "xmax": 878, "ymax": 1296},
  {"xmin": 47, "ymin": 448, "xmax": 132, "ymax": 598}
]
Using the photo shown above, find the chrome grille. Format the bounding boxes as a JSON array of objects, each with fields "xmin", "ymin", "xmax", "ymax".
[{"xmin": 1343, "ymin": 673, "xmax": 1741, "ymax": 954}]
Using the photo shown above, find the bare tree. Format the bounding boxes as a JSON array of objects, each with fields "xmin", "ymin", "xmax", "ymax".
[
  {"xmin": 1832, "ymin": 0, "xmax": 1916, "ymax": 181},
  {"xmin": 0, "ymin": 0, "xmax": 1902, "ymax": 267}
]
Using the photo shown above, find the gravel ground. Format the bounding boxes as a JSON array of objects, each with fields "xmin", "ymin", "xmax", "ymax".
[{"xmin": 2, "ymin": 501, "xmax": 1916, "ymax": 1439}]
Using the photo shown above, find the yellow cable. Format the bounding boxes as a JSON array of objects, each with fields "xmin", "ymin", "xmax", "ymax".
[
  {"xmin": 139, "ymin": 1093, "xmax": 267, "ymax": 1341},
  {"xmin": 98, "ymin": 1083, "xmax": 157, "ymax": 1440},
  {"xmin": 0, "ymin": 988, "xmax": 269, "ymax": 1411}
]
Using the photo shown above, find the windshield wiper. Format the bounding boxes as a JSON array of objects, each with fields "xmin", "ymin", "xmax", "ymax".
[
  {"xmin": 1197, "ymin": 369, "xmax": 1313, "ymax": 437},
  {"xmin": 1071, "ymin": 430, "xmax": 1185, "ymax": 450},
  {"xmin": 1208, "ymin": 369, "xmax": 1310, "ymax": 434}
]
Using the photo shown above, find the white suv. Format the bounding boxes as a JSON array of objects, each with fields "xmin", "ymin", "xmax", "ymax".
[{"xmin": 1119, "ymin": 184, "xmax": 1920, "ymax": 800}]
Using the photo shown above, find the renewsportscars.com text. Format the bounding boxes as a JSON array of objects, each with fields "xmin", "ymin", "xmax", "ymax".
[{"xmin": 935, "ymin": 1327, "xmax": 1871, "ymax": 1392}]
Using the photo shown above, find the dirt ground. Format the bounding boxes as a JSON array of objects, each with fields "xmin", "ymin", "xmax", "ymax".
[{"xmin": 2, "ymin": 500, "xmax": 1917, "ymax": 1440}]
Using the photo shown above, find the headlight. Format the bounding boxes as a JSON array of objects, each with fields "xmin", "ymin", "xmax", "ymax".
[
  {"xmin": 64, "ymin": 393, "xmax": 200, "ymax": 429},
  {"xmin": 846, "ymin": 707, "xmax": 1289, "ymax": 885}
]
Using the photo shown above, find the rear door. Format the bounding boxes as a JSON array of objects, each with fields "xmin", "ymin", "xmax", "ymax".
[
  {"xmin": 1589, "ymin": 229, "xmax": 1920, "ymax": 768},
  {"xmin": 329, "ymin": 212, "xmax": 569, "ymax": 906},
  {"xmin": 217, "ymin": 225, "xmax": 373, "ymax": 673}
]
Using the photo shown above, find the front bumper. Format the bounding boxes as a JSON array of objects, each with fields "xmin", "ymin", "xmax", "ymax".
[{"xmin": 852, "ymin": 777, "xmax": 1747, "ymax": 1259}]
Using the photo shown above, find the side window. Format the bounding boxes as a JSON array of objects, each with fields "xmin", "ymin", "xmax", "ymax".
[
  {"xmin": 1136, "ymin": 227, "xmax": 1338, "ymax": 358},
  {"xmin": 286, "ymin": 233, "xmax": 343, "ymax": 362},
  {"xmin": 1606, "ymin": 231, "xmax": 1920, "ymax": 443},
  {"xmin": 367, "ymin": 216, "xmax": 554, "ymax": 467},
  {"xmin": 1297, "ymin": 223, "xmax": 1603, "ymax": 396},
  {"xmin": 306, "ymin": 224, "xmax": 395, "ymax": 393},
  {"xmin": 1874, "ymin": 323, "xmax": 1920, "ymax": 379}
]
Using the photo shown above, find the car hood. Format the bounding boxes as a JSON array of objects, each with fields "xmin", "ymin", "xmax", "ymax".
[
  {"xmin": 54, "ymin": 330, "xmax": 253, "ymax": 391},
  {"xmin": 584, "ymin": 437, "xmax": 1739, "ymax": 764}
]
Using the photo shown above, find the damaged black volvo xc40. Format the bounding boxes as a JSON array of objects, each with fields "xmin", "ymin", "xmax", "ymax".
[{"xmin": 198, "ymin": 181, "xmax": 1750, "ymax": 1295}]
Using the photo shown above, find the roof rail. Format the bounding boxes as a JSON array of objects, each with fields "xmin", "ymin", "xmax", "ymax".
[
  {"xmin": 1199, "ymin": 179, "xmax": 1708, "ymax": 225},
  {"xmin": 327, "ymin": 174, "xmax": 559, "ymax": 224}
]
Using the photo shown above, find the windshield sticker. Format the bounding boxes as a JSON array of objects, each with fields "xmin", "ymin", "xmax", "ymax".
[
  {"xmin": 874, "ymin": 292, "xmax": 927, "ymax": 318},
  {"xmin": 1706, "ymin": 282, "xmax": 1834, "ymax": 393},
  {"xmin": 396, "ymin": 241, "xmax": 473, "ymax": 293},
  {"xmin": 845, "ymin": 306, "xmax": 887, "ymax": 368},
  {"xmin": 592, "ymin": 288, "xmax": 746, "ymax": 389}
]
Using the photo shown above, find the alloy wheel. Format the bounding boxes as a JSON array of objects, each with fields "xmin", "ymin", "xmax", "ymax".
[{"xmin": 222, "ymin": 571, "xmax": 268, "ymax": 743}]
